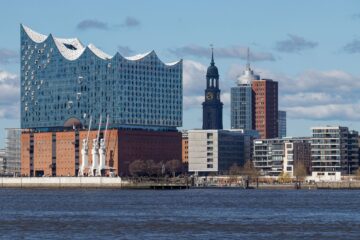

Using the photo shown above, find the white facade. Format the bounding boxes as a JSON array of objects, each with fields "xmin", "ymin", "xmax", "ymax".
[
  {"xmin": 308, "ymin": 171, "xmax": 342, "ymax": 182},
  {"xmin": 188, "ymin": 130, "xmax": 219, "ymax": 173}
]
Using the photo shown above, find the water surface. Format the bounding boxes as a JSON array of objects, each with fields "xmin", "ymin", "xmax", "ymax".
[{"xmin": 0, "ymin": 189, "xmax": 359, "ymax": 239}]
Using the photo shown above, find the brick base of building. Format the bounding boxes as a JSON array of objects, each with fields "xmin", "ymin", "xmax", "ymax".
[{"xmin": 21, "ymin": 129, "xmax": 181, "ymax": 177}]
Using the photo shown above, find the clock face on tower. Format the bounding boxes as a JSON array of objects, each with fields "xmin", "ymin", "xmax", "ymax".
[{"xmin": 206, "ymin": 92, "xmax": 213, "ymax": 100}]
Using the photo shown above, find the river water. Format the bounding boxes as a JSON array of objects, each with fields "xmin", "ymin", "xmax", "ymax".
[{"xmin": 0, "ymin": 188, "xmax": 359, "ymax": 239}]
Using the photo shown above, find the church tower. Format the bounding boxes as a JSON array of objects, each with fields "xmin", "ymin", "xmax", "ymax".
[{"xmin": 202, "ymin": 47, "xmax": 223, "ymax": 129}]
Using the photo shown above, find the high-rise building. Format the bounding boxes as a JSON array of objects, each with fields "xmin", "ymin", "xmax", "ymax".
[
  {"xmin": 252, "ymin": 79, "xmax": 278, "ymax": 139},
  {"xmin": 20, "ymin": 25, "xmax": 182, "ymax": 131},
  {"xmin": 278, "ymin": 110, "xmax": 286, "ymax": 138},
  {"xmin": 202, "ymin": 48, "xmax": 223, "ymax": 130},
  {"xmin": 188, "ymin": 130, "xmax": 244, "ymax": 174},
  {"xmin": 231, "ymin": 55, "xmax": 259, "ymax": 130}
]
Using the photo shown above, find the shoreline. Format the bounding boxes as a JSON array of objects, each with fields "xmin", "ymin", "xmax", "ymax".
[{"xmin": 1, "ymin": 177, "xmax": 360, "ymax": 190}]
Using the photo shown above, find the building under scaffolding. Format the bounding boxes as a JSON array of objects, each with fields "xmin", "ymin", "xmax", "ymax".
[{"xmin": 5, "ymin": 128, "xmax": 21, "ymax": 176}]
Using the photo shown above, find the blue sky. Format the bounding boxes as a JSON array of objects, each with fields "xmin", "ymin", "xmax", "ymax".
[{"xmin": 1, "ymin": 0, "xmax": 360, "ymax": 147}]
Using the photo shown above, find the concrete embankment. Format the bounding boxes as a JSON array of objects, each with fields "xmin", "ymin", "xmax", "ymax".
[
  {"xmin": 316, "ymin": 181, "xmax": 360, "ymax": 189},
  {"xmin": 0, "ymin": 177, "xmax": 126, "ymax": 188},
  {"xmin": 0, "ymin": 177, "xmax": 189, "ymax": 189}
]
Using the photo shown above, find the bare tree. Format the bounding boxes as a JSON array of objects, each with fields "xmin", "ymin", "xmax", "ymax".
[
  {"xmin": 278, "ymin": 171, "xmax": 291, "ymax": 183},
  {"xmin": 128, "ymin": 159, "xmax": 146, "ymax": 177},
  {"xmin": 165, "ymin": 159, "xmax": 182, "ymax": 177},
  {"xmin": 145, "ymin": 159, "xmax": 162, "ymax": 177},
  {"xmin": 293, "ymin": 161, "xmax": 307, "ymax": 181},
  {"xmin": 229, "ymin": 163, "xmax": 242, "ymax": 175},
  {"xmin": 355, "ymin": 168, "xmax": 360, "ymax": 180},
  {"xmin": 240, "ymin": 160, "xmax": 259, "ymax": 180}
]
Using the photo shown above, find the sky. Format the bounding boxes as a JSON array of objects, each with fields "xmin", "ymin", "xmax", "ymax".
[{"xmin": 1, "ymin": 0, "xmax": 360, "ymax": 148}]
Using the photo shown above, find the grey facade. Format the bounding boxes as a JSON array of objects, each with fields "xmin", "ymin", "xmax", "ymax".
[
  {"xmin": 278, "ymin": 110, "xmax": 286, "ymax": 138},
  {"xmin": 20, "ymin": 25, "xmax": 182, "ymax": 131},
  {"xmin": 188, "ymin": 130, "xmax": 245, "ymax": 174},
  {"xmin": 311, "ymin": 126, "xmax": 359, "ymax": 175},
  {"xmin": 0, "ymin": 149, "xmax": 5, "ymax": 174}
]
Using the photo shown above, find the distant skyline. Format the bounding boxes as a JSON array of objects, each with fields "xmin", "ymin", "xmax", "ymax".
[{"xmin": 1, "ymin": 0, "xmax": 360, "ymax": 147}]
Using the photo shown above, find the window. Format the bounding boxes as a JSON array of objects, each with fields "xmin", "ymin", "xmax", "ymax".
[{"xmin": 207, "ymin": 164, "xmax": 213, "ymax": 168}]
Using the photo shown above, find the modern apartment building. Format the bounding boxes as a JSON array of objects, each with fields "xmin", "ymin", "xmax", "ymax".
[
  {"xmin": 311, "ymin": 126, "xmax": 359, "ymax": 180},
  {"xmin": 253, "ymin": 137, "xmax": 311, "ymax": 177},
  {"xmin": 188, "ymin": 130, "xmax": 245, "ymax": 174}
]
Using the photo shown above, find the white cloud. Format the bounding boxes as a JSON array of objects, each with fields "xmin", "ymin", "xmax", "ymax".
[
  {"xmin": 183, "ymin": 60, "xmax": 206, "ymax": 96},
  {"xmin": 170, "ymin": 45, "xmax": 275, "ymax": 62},
  {"xmin": 285, "ymin": 103, "xmax": 360, "ymax": 121},
  {"xmin": 0, "ymin": 70, "xmax": 20, "ymax": 119}
]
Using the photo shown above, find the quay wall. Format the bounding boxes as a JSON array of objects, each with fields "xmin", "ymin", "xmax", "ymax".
[
  {"xmin": 0, "ymin": 177, "xmax": 127, "ymax": 188},
  {"xmin": 316, "ymin": 181, "xmax": 360, "ymax": 189}
]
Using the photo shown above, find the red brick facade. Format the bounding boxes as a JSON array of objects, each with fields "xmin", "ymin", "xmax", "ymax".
[
  {"xmin": 21, "ymin": 129, "xmax": 181, "ymax": 176},
  {"xmin": 252, "ymin": 79, "xmax": 278, "ymax": 139}
]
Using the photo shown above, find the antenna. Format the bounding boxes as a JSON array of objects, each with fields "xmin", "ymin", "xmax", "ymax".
[
  {"xmin": 210, "ymin": 44, "xmax": 214, "ymax": 65},
  {"xmin": 246, "ymin": 47, "xmax": 250, "ymax": 69},
  {"xmin": 96, "ymin": 114, "xmax": 102, "ymax": 143}
]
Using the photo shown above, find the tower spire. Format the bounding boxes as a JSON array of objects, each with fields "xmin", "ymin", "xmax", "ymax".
[
  {"xmin": 210, "ymin": 44, "xmax": 214, "ymax": 66},
  {"xmin": 246, "ymin": 47, "xmax": 250, "ymax": 69}
]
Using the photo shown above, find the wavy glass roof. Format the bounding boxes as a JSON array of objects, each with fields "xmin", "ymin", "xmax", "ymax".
[{"xmin": 21, "ymin": 24, "xmax": 181, "ymax": 65}]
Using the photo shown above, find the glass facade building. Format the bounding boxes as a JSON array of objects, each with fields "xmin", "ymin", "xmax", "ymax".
[
  {"xmin": 20, "ymin": 25, "xmax": 182, "ymax": 131},
  {"xmin": 230, "ymin": 63, "xmax": 259, "ymax": 130},
  {"xmin": 278, "ymin": 110, "xmax": 286, "ymax": 138}
]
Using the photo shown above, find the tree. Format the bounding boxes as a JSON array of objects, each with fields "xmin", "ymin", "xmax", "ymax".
[
  {"xmin": 165, "ymin": 159, "xmax": 182, "ymax": 177},
  {"xmin": 355, "ymin": 168, "xmax": 360, "ymax": 180},
  {"xmin": 145, "ymin": 159, "xmax": 162, "ymax": 177},
  {"xmin": 293, "ymin": 161, "xmax": 308, "ymax": 181},
  {"xmin": 278, "ymin": 171, "xmax": 291, "ymax": 183},
  {"xmin": 240, "ymin": 160, "xmax": 259, "ymax": 180},
  {"xmin": 229, "ymin": 163, "xmax": 242, "ymax": 175},
  {"xmin": 128, "ymin": 159, "xmax": 146, "ymax": 177}
]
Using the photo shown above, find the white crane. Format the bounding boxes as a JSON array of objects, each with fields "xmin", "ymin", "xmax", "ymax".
[
  {"xmin": 79, "ymin": 116, "xmax": 92, "ymax": 176},
  {"xmin": 90, "ymin": 114, "xmax": 102, "ymax": 176},
  {"xmin": 97, "ymin": 114, "xmax": 109, "ymax": 176}
]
